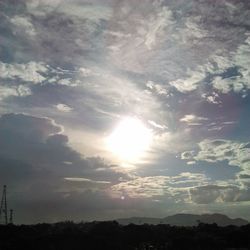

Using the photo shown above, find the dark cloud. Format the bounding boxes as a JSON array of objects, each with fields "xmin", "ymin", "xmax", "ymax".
[
  {"xmin": 189, "ymin": 184, "xmax": 250, "ymax": 204},
  {"xmin": 0, "ymin": 113, "xmax": 130, "ymax": 223}
]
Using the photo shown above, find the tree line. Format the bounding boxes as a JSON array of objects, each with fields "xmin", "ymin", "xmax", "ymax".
[{"xmin": 0, "ymin": 221, "xmax": 249, "ymax": 249}]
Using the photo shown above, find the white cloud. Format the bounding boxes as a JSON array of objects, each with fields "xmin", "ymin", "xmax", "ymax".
[
  {"xmin": 110, "ymin": 172, "xmax": 208, "ymax": 199},
  {"xmin": 10, "ymin": 16, "xmax": 36, "ymax": 36},
  {"xmin": 169, "ymin": 68, "xmax": 206, "ymax": 93},
  {"xmin": 148, "ymin": 120, "xmax": 167, "ymax": 130},
  {"xmin": 0, "ymin": 86, "xmax": 18, "ymax": 101},
  {"xmin": 145, "ymin": 6, "xmax": 173, "ymax": 50},
  {"xmin": 207, "ymin": 54, "xmax": 234, "ymax": 75},
  {"xmin": 146, "ymin": 81, "xmax": 168, "ymax": 95},
  {"xmin": 202, "ymin": 92, "xmax": 221, "ymax": 104},
  {"xmin": 182, "ymin": 139, "xmax": 250, "ymax": 187},
  {"xmin": 79, "ymin": 67, "xmax": 94, "ymax": 77},
  {"xmin": 78, "ymin": 72, "xmax": 161, "ymax": 122},
  {"xmin": 187, "ymin": 161, "xmax": 196, "ymax": 165},
  {"xmin": 26, "ymin": 0, "xmax": 112, "ymax": 21},
  {"xmin": 57, "ymin": 78, "xmax": 77, "ymax": 86},
  {"xmin": 180, "ymin": 114, "xmax": 208, "ymax": 125},
  {"xmin": 64, "ymin": 177, "xmax": 110, "ymax": 184},
  {"xmin": 234, "ymin": 34, "xmax": 250, "ymax": 89},
  {"xmin": 0, "ymin": 85, "xmax": 31, "ymax": 100},
  {"xmin": 21, "ymin": 0, "xmax": 250, "ymax": 99},
  {"xmin": 0, "ymin": 61, "xmax": 47, "ymax": 83},
  {"xmin": 17, "ymin": 85, "xmax": 32, "ymax": 96},
  {"xmin": 209, "ymin": 34, "xmax": 250, "ymax": 95},
  {"xmin": 106, "ymin": 1, "xmax": 176, "ymax": 74},
  {"xmin": 212, "ymin": 76, "xmax": 244, "ymax": 94},
  {"xmin": 26, "ymin": 0, "xmax": 64, "ymax": 16},
  {"xmin": 56, "ymin": 104, "xmax": 73, "ymax": 112},
  {"xmin": 169, "ymin": 33, "xmax": 249, "ymax": 95},
  {"xmin": 184, "ymin": 16, "xmax": 208, "ymax": 39},
  {"xmin": 181, "ymin": 151, "xmax": 195, "ymax": 160},
  {"xmin": 194, "ymin": 139, "xmax": 250, "ymax": 167}
]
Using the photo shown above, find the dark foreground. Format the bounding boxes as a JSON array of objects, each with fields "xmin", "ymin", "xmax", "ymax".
[{"xmin": 0, "ymin": 221, "xmax": 250, "ymax": 250}]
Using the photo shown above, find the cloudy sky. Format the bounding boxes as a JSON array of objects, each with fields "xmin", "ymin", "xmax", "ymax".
[{"xmin": 0, "ymin": 0, "xmax": 250, "ymax": 224}]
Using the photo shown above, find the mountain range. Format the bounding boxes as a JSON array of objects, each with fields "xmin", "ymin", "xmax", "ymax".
[{"xmin": 116, "ymin": 213, "xmax": 248, "ymax": 226}]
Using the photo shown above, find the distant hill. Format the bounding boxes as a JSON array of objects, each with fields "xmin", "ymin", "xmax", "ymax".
[{"xmin": 116, "ymin": 213, "xmax": 248, "ymax": 226}]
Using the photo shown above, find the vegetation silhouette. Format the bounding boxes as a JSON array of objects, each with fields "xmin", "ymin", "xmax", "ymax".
[{"xmin": 0, "ymin": 221, "xmax": 250, "ymax": 249}]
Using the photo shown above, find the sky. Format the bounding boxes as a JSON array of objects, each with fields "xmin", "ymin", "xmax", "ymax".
[{"xmin": 0, "ymin": 0, "xmax": 250, "ymax": 224}]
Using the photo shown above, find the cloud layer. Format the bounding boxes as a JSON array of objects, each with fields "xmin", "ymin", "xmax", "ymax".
[{"xmin": 0, "ymin": 0, "xmax": 250, "ymax": 222}]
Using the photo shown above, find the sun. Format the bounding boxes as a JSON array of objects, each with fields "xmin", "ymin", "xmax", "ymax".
[{"xmin": 106, "ymin": 117, "xmax": 152, "ymax": 162}]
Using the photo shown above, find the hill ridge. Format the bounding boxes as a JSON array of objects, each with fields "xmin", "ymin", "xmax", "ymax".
[{"xmin": 116, "ymin": 213, "xmax": 248, "ymax": 226}]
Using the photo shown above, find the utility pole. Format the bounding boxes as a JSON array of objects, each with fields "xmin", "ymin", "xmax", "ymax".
[{"xmin": 0, "ymin": 185, "xmax": 8, "ymax": 225}]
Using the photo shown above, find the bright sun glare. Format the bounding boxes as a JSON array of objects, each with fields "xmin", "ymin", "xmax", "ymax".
[{"xmin": 106, "ymin": 117, "xmax": 152, "ymax": 162}]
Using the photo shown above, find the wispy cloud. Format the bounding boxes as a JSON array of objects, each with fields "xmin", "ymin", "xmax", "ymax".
[
  {"xmin": 180, "ymin": 114, "xmax": 208, "ymax": 125},
  {"xmin": 64, "ymin": 177, "xmax": 110, "ymax": 184}
]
